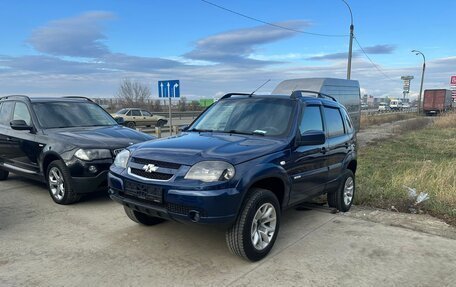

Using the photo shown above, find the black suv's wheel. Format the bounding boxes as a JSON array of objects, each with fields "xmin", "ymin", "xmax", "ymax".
[
  {"xmin": 327, "ymin": 169, "xmax": 355, "ymax": 212},
  {"xmin": 226, "ymin": 188, "xmax": 280, "ymax": 262},
  {"xmin": 126, "ymin": 122, "xmax": 136, "ymax": 129},
  {"xmin": 47, "ymin": 160, "xmax": 81, "ymax": 205},
  {"xmin": 124, "ymin": 206, "xmax": 165, "ymax": 225},
  {"xmin": 0, "ymin": 169, "xmax": 9, "ymax": 180}
]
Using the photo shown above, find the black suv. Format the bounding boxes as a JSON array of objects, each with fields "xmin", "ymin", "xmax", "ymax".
[
  {"xmin": 108, "ymin": 91, "xmax": 358, "ymax": 261},
  {"xmin": 0, "ymin": 96, "xmax": 153, "ymax": 204}
]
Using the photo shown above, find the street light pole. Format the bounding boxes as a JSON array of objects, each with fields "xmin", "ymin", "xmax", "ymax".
[
  {"xmin": 342, "ymin": 0, "xmax": 354, "ymax": 80},
  {"xmin": 412, "ymin": 50, "xmax": 426, "ymax": 114}
]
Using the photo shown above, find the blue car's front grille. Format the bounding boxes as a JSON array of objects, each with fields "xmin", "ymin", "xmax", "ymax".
[
  {"xmin": 129, "ymin": 168, "xmax": 173, "ymax": 180},
  {"xmin": 131, "ymin": 157, "xmax": 181, "ymax": 170}
]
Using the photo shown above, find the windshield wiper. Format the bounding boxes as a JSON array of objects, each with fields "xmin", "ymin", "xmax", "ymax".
[
  {"xmin": 187, "ymin": 128, "xmax": 214, "ymax": 133},
  {"xmin": 224, "ymin": 130, "xmax": 265, "ymax": 136}
]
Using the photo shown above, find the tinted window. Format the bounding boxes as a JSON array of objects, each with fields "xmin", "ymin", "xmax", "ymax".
[
  {"xmin": 299, "ymin": 106, "xmax": 323, "ymax": 134},
  {"xmin": 13, "ymin": 102, "xmax": 32, "ymax": 126},
  {"xmin": 126, "ymin": 110, "xmax": 132, "ymax": 116},
  {"xmin": 141, "ymin": 110, "xmax": 152, "ymax": 116},
  {"xmin": 191, "ymin": 98, "xmax": 294, "ymax": 136},
  {"xmin": 324, "ymin": 107, "xmax": 345, "ymax": 137},
  {"xmin": 131, "ymin": 110, "xmax": 141, "ymax": 116},
  {"xmin": 0, "ymin": 101, "xmax": 14, "ymax": 126},
  {"xmin": 32, "ymin": 102, "xmax": 117, "ymax": 128},
  {"xmin": 341, "ymin": 108, "xmax": 353, "ymax": 133}
]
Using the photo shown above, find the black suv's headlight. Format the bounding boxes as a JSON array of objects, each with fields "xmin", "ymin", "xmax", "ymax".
[
  {"xmin": 74, "ymin": 149, "xmax": 112, "ymax": 161},
  {"xmin": 113, "ymin": 149, "xmax": 130, "ymax": 168},
  {"xmin": 184, "ymin": 161, "xmax": 235, "ymax": 182}
]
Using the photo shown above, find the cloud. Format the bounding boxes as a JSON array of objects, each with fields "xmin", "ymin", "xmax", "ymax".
[
  {"xmin": 184, "ymin": 20, "xmax": 310, "ymax": 66},
  {"xmin": 363, "ymin": 44, "xmax": 396, "ymax": 54},
  {"xmin": 28, "ymin": 11, "xmax": 114, "ymax": 58},
  {"xmin": 307, "ymin": 44, "xmax": 396, "ymax": 61}
]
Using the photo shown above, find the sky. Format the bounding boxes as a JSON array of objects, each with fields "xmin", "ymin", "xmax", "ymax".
[{"xmin": 0, "ymin": 0, "xmax": 455, "ymax": 100}]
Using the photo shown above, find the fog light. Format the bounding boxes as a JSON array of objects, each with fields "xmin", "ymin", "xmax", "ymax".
[{"xmin": 88, "ymin": 165, "xmax": 97, "ymax": 173}]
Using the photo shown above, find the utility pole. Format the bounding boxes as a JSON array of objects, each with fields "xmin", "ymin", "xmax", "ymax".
[
  {"xmin": 342, "ymin": 0, "xmax": 354, "ymax": 80},
  {"xmin": 412, "ymin": 50, "xmax": 426, "ymax": 114}
]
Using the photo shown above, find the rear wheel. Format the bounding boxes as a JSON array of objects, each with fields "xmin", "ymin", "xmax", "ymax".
[
  {"xmin": 126, "ymin": 121, "xmax": 136, "ymax": 129},
  {"xmin": 327, "ymin": 170, "xmax": 355, "ymax": 212},
  {"xmin": 226, "ymin": 188, "xmax": 280, "ymax": 262},
  {"xmin": 124, "ymin": 206, "xmax": 165, "ymax": 225},
  {"xmin": 156, "ymin": 119, "xmax": 166, "ymax": 127},
  {"xmin": 0, "ymin": 169, "xmax": 9, "ymax": 180},
  {"xmin": 47, "ymin": 160, "xmax": 81, "ymax": 204}
]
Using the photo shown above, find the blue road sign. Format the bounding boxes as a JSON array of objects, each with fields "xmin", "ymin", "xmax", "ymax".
[{"xmin": 158, "ymin": 80, "xmax": 180, "ymax": 98}]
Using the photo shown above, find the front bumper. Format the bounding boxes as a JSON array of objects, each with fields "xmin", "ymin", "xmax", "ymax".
[
  {"xmin": 108, "ymin": 172, "xmax": 240, "ymax": 225},
  {"xmin": 72, "ymin": 170, "xmax": 109, "ymax": 193}
]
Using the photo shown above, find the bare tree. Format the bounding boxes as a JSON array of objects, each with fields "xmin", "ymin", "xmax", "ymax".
[{"xmin": 116, "ymin": 79, "xmax": 151, "ymax": 108}]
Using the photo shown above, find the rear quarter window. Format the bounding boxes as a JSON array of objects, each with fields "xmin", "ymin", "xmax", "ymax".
[{"xmin": 324, "ymin": 107, "xmax": 345, "ymax": 137}]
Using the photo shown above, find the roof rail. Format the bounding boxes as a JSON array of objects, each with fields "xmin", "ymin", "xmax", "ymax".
[
  {"xmin": 290, "ymin": 90, "xmax": 337, "ymax": 102},
  {"xmin": 0, "ymin": 95, "xmax": 31, "ymax": 102},
  {"xmin": 63, "ymin": 96, "xmax": 94, "ymax": 102},
  {"xmin": 220, "ymin": 93, "xmax": 252, "ymax": 100}
]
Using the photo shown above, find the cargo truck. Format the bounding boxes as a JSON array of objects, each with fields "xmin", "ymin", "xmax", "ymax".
[{"xmin": 423, "ymin": 89, "xmax": 453, "ymax": 115}]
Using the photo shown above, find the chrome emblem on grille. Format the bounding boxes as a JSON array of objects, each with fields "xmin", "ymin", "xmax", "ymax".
[{"xmin": 142, "ymin": 164, "xmax": 159, "ymax": 173}]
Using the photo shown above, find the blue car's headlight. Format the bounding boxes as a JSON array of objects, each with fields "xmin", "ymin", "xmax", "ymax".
[
  {"xmin": 113, "ymin": 149, "xmax": 130, "ymax": 168},
  {"xmin": 184, "ymin": 161, "xmax": 235, "ymax": 182}
]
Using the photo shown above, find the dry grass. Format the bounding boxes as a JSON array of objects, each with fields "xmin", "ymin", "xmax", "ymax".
[
  {"xmin": 356, "ymin": 120, "xmax": 456, "ymax": 225},
  {"xmin": 360, "ymin": 112, "xmax": 416, "ymax": 129},
  {"xmin": 433, "ymin": 111, "xmax": 456, "ymax": 129}
]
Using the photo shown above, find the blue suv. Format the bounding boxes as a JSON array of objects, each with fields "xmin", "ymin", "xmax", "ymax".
[{"xmin": 108, "ymin": 91, "xmax": 358, "ymax": 261}]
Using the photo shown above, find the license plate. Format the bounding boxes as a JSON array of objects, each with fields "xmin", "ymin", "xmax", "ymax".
[{"xmin": 124, "ymin": 181, "xmax": 163, "ymax": 203}]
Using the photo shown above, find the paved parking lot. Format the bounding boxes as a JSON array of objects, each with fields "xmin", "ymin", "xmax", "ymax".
[{"xmin": 1, "ymin": 175, "xmax": 456, "ymax": 287}]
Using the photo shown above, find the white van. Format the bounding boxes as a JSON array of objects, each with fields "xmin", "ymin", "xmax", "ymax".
[
  {"xmin": 389, "ymin": 99, "xmax": 403, "ymax": 111},
  {"xmin": 272, "ymin": 78, "xmax": 361, "ymax": 131}
]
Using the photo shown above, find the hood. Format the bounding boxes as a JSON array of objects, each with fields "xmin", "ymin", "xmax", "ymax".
[
  {"xmin": 131, "ymin": 132, "xmax": 288, "ymax": 166},
  {"xmin": 46, "ymin": 125, "xmax": 154, "ymax": 149}
]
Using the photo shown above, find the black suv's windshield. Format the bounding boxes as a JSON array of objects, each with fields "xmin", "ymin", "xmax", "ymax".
[
  {"xmin": 189, "ymin": 97, "xmax": 295, "ymax": 136},
  {"xmin": 33, "ymin": 102, "xmax": 117, "ymax": 129}
]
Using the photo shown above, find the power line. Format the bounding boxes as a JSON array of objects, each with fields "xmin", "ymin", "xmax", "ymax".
[
  {"xmin": 354, "ymin": 37, "xmax": 395, "ymax": 81},
  {"xmin": 200, "ymin": 0, "xmax": 348, "ymax": 37}
]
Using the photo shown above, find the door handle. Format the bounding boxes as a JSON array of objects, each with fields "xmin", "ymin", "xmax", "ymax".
[{"xmin": 320, "ymin": 147, "xmax": 327, "ymax": 154}]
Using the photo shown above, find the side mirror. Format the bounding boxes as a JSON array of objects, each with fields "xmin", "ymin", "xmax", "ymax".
[
  {"xmin": 181, "ymin": 125, "xmax": 189, "ymax": 131},
  {"xmin": 10, "ymin": 120, "xmax": 33, "ymax": 131},
  {"xmin": 114, "ymin": 117, "xmax": 125, "ymax": 125},
  {"xmin": 298, "ymin": 130, "xmax": 326, "ymax": 146}
]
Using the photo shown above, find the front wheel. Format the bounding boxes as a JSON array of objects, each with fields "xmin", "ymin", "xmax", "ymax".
[
  {"xmin": 124, "ymin": 206, "xmax": 166, "ymax": 225},
  {"xmin": 47, "ymin": 160, "xmax": 81, "ymax": 204},
  {"xmin": 327, "ymin": 170, "xmax": 355, "ymax": 212},
  {"xmin": 126, "ymin": 121, "xmax": 136, "ymax": 129},
  {"xmin": 226, "ymin": 188, "xmax": 280, "ymax": 262}
]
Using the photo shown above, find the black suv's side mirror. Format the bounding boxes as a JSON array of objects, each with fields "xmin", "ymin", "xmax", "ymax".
[
  {"xmin": 10, "ymin": 120, "xmax": 33, "ymax": 131},
  {"xmin": 299, "ymin": 130, "xmax": 326, "ymax": 146},
  {"xmin": 114, "ymin": 117, "xmax": 125, "ymax": 125}
]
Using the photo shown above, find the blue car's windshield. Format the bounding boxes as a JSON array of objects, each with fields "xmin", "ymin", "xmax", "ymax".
[{"xmin": 189, "ymin": 97, "xmax": 295, "ymax": 136}]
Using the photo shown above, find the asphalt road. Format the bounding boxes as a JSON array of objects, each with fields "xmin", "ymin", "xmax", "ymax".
[{"xmin": 1, "ymin": 175, "xmax": 455, "ymax": 287}]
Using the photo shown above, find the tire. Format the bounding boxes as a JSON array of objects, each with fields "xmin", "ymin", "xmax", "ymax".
[
  {"xmin": 0, "ymin": 169, "xmax": 9, "ymax": 180},
  {"xmin": 327, "ymin": 170, "xmax": 355, "ymax": 212},
  {"xmin": 226, "ymin": 188, "xmax": 280, "ymax": 262},
  {"xmin": 126, "ymin": 121, "xmax": 136, "ymax": 129},
  {"xmin": 156, "ymin": 119, "xmax": 166, "ymax": 128},
  {"xmin": 47, "ymin": 160, "xmax": 81, "ymax": 205},
  {"xmin": 124, "ymin": 205, "xmax": 165, "ymax": 226}
]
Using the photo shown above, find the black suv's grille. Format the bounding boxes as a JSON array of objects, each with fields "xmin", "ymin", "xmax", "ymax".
[
  {"xmin": 131, "ymin": 157, "xmax": 181, "ymax": 169},
  {"xmin": 130, "ymin": 168, "xmax": 173, "ymax": 180}
]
